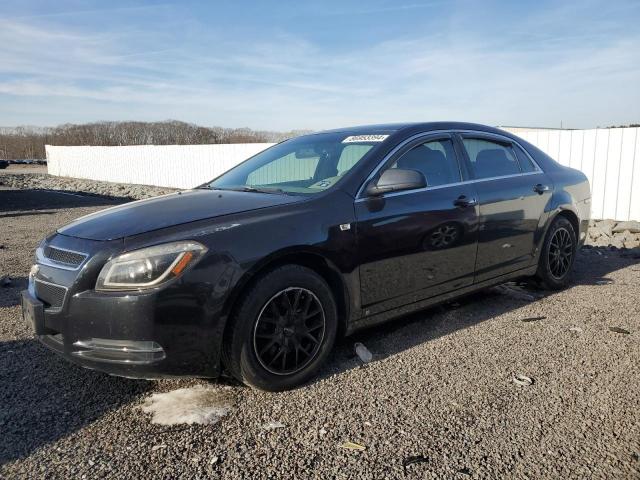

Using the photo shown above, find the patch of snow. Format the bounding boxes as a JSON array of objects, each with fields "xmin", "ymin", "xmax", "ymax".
[{"xmin": 140, "ymin": 385, "xmax": 233, "ymax": 425}]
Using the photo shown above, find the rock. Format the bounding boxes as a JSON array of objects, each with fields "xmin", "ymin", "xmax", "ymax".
[
  {"xmin": 612, "ymin": 221, "xmax": 640, "ymax": 234},
  {"xmin": 609, "ymin": 238, "xmax": 624, "ymax": 249},
  {"xmin": 513, "ymin": 374, "xmax": 534, "ymax": 386},
  {"xmin": 600, "ymin": 219, "xmax": 616, "ymax": 228},
  {"xmin": 262, "ymin": 421, "xmax": 286, "ymax": 430},
  {"xmin": 594, "ymin": 224, "xmax": 612, "ymax": 238},
  {"xmin": 620, "ymin": 230, "xmax": 634, "ymax": 241}
]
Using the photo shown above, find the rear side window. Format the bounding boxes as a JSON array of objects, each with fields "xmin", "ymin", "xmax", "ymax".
[
  {"xmin": 513, "ymin": 144, "xmax": 539, "ymax": 173},
  {"xmin": 391, "ymin": 138, "xmax": 461, "ymax": 187},
  {"xmin": 462, "ymin": 138, "xmax": 520, "ymax": 179}
]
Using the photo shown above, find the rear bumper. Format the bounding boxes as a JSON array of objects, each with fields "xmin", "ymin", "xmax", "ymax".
[
  {"xmin": 577, "ymin": 198, "xmax": 591, "ymax": 248},
  {"xmin": 22, "ymin": 285, "xmax": 224, "ymax": 379}
]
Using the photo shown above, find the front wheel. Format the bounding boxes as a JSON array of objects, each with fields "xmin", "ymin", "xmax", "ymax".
[
  {"xmin": 534, "ymin": 216, "xmax": 577, "ymax": 290},
  {"xmin": 223, "ymin": 265, "xmax": 338, "ymax": 391}
]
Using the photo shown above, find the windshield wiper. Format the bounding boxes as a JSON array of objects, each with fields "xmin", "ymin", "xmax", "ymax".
[
  {"xmin": 226, "ymin": 186, "xmax": 288, "ymax": 195},
  {"xmin": 198, "ymin": 185, "xmax": 295, "ymax": 195}
]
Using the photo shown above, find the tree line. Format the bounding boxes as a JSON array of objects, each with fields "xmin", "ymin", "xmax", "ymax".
[{"xmin": 0, "ymin": 121, "xmax": 308, "ymax": 160}]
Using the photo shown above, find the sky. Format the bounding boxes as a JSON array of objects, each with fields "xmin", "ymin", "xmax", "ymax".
[{"xmin": 0, "ymin": 0, "xmax": 639, "ymax": 131}]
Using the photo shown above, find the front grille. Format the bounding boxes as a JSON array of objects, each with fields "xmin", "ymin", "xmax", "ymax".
[
  {"xmin": 43, "ymin": 246, "xmax": 87, "ymax": 267},
  {"xmin": 34, "ymin": 279, "xmax": 67, "ymax": 309}
]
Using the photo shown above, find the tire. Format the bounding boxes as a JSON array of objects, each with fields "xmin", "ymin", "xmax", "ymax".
[
  {"xmin": 223, "ymin": 265, "xmax": 338, "ymax": 391},
  {"xmin": 535, "ymin": 216, "xmax": 577, "ymax": 290}
]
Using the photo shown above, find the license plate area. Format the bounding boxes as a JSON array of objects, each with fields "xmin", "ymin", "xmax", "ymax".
[{"xmin": 21, "ymin": 290, "xmax": 51, "ymax": 335}]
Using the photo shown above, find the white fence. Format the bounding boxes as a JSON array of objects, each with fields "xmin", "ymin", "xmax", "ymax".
[
  {"xmin": 45, "ymin": 126, "xmax": 640, "ymax": 220},
  {"xmin": 45, "ymin": 143, "xmax": 274, "ymax": 190},
  {"xmin": 502, "ymin": 127, "xmax": 639, "ymax": 221}
]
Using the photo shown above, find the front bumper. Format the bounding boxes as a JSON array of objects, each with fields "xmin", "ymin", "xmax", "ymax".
[{"xmin": 22, "ymin": 284, "xmax": 224, "ymax": 379}]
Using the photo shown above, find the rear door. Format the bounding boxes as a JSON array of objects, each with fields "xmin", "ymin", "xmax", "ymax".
[
  {"xmin": 456, "ymin": 132, "xmax": 552, "ymax": 282},
  {"xmin": 355, "ymin": 133, "xmax": 479, "ymax": 316}
]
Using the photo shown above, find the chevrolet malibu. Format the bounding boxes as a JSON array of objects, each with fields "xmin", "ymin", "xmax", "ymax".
[{"xmin": 22, "ymin": 122, "xmax": 591, "ymax": 391}]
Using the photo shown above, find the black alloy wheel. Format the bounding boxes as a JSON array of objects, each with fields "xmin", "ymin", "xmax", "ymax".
[
  {"xmin": 223, "ymin": 265, "xmax": 338, "ymax": 391},
  {"xmin": 534, "ymin": 216, "xmax": 577, "ymax": 290},
  {"xmin": 547, "ymin": 226, "xmax": 574, "ymax": 279},
  {"xmin": 253, "ymin": 287, "xmax": 325, "ymax": 375}
]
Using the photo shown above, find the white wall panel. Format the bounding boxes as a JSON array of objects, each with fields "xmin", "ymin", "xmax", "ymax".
[
  {"xmin": 46, "ymin": 143, "xmax": 274, "ymax": 189},
  {"xmin": 616, "ymin": 128, "xmax": 638, "ymax": 221},
  {"xmin": 569, "ymin": 130, "xmax": 584, "ymax": 171},
  {"xmin": 557, "ymin": 130, "xmax": 572, "ymax": 166},
  {"xmin": 580, "ymin": 129, "xmax": 597, "ymax": 194},
  {"xmin": 548, "ymin": 130, "xmax": 561, "ymax": 160},
  {"xmin": 46, "ymin": 127, "xmax": 640, "ymax": 220},
  {"xmin": 628, "ymin": 129, "xmax": 640, "ymax": 222},
  {"xmin": 503, "ymin": 126, "xmax": 640, "ymax": 220},
  {"xmin": 602, "ymin": 128, "xmax": 623, "ymax": 219},
  {"xmin": 590, "ymin": 129, "xmax": 610, "ymax": 220}
]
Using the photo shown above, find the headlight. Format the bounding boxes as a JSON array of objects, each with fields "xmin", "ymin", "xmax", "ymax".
[{"xmin": 96, "ymin": 241, "xmax": 207, "ymax": 291}]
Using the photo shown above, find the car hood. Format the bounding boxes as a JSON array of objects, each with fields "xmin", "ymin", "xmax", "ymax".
[{"xmin": 57, "ymin": 189, "xmax": 304, "ymax": 241}]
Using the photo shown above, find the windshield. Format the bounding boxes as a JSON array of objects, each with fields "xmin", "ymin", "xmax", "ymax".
[{"xmin": 205, "ymin": 132, "xmax": 388, "ymax": 195}]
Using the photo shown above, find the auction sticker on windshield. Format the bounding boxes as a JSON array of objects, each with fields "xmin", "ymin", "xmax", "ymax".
[{"xmin": 342, "ymin": 135, "xmax": 389, "ymax": 143}]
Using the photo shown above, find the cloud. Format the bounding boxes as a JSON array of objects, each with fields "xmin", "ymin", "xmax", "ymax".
[
  {"xmin": 0, "ymin": 1, "xmax": 639, "ymax": 130},
  {"xmin": 10, "ymin": 3, "xmax": 172, "ymax": 20}
]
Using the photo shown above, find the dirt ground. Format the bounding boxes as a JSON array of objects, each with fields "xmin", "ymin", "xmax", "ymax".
[{"xmin": 0, "ymin": 186, "xmax": 638, "ymax": 479}]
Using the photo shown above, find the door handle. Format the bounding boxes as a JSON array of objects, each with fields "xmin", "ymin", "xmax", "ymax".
[
  {"xmin": 453, "ymin": 195, "xmax": 478, "ymax": 208},
  {"xmin": 533, "ymin": 183, "xmax": 549, "ymax": 194}
]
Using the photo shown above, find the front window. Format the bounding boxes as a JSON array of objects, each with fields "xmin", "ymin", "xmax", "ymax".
[
  {"xmin": 388, "ymin": 138, "xmax": 461, "ymax": 187},
  {"xmin": 206, "ymin": 133, "xmax": 386, "ymax": 195}
]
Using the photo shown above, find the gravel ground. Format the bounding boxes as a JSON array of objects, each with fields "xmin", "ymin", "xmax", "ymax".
[
  {"xmin": 1, "ymin": 184, "xmax": 639, "ymax": 479},
  {"xmin": 0, "ymin": 172, "xmax": 177, "ymax": 200}
]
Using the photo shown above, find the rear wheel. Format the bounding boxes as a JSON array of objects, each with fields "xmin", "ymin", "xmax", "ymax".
[
  {"xmin": 223, "ymin": 265, "xmax": 338, "ymax": 391},
  {"xmin": 535, "ymin": 216, "xmax": 577, "ymax": 290}
]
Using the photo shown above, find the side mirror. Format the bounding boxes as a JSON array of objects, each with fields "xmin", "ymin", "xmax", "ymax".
[{"xmin": 365, "ymin": 168, "xmax": 426, "ymax": 196}]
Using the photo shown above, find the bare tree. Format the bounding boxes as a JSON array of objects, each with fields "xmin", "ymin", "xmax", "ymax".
[{"xmin": 0, "ymin": 121, "xmax": 309, "ymax": 160}]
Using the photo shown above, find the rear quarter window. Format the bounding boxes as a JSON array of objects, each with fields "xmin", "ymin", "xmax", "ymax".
[{"xmin": 513, "ymin": 143, "xmax": 539, "ymax": 173}]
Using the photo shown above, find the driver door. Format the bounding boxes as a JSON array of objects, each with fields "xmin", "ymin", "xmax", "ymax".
[{"xmin": 355, "ymin": 134, "xmax": 479, "ymax": 316}]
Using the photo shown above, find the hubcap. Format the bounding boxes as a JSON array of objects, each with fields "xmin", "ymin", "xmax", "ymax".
[
  {"xmin": 253, "ymin": 287, "xmax": 325, "ymax": 376},
  {"xmin": 548, "ymin": 227, "xmax": 574, "ymax": 279}
]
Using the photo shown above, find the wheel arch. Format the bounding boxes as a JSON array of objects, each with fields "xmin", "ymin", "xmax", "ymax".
[
  {"xmin": 221, "ymin": 248, "xmax": 351, "ymax": 338},
  {"xmin": 555, "ymin": 209, "xmax": 580, "ymax": 239},
  {"xmin": 533, "ymin": 205, "xmax": 580, "ymax": 263}
]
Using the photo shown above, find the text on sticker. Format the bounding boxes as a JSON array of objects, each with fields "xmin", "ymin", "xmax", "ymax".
[{"xmin": 342, "ymin": 135, "xmax": 389, "ymax": 143}]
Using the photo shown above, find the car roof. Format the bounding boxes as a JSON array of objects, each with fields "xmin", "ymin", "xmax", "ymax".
[{"xmin": 310, "ymin": 121, "xmax": 511, "ymax": 137}]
